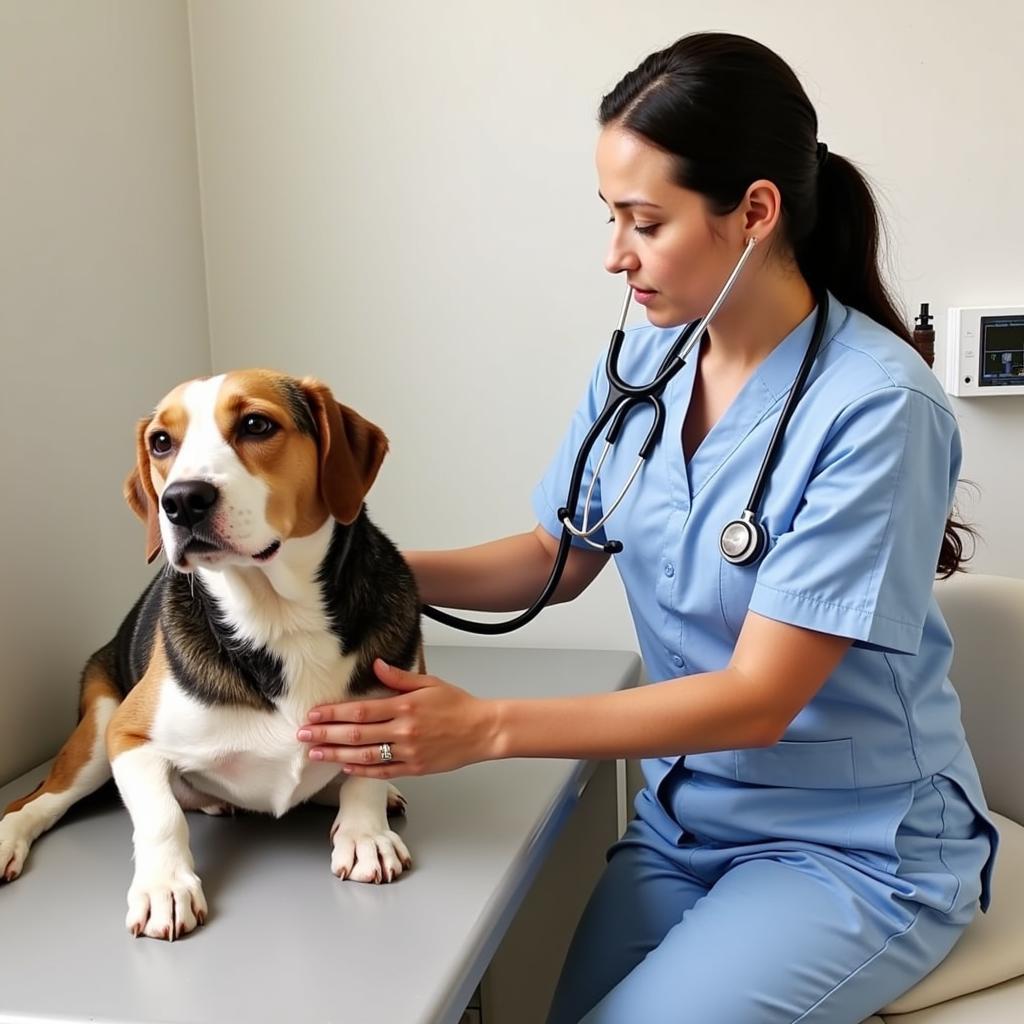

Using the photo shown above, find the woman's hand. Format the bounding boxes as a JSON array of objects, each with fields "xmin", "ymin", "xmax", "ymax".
[{"xmin": 297, "ymin": 660, "xmax": 500, "ymax": 779}]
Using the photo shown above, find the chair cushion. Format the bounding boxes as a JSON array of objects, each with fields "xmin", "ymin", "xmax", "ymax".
[
  {"xmin": 879, "ymin": 975, "xmax": 1024, "ymax": 1022},
  {"xmin": 880, "ymin": 812, "xmax": 1024, "ymax": 1014}
]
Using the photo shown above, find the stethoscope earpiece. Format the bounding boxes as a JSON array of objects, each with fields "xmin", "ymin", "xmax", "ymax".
[{"xmin": 719, "ymin": 511, "xmax": 768, "ymax": 566}]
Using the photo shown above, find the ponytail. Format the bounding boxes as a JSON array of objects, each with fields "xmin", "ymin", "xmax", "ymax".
[
  {"xmin": 798, "ymin": 153, "xmax": 909, "ymax": 342},
  {"xmin": 799, "ymin": 153, "xmax": 975, "ymax": 577}
]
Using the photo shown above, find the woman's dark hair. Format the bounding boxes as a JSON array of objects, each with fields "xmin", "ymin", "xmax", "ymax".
[{"xmin": 600, "ymin": 32, "xmax": 973, "ymax": 577}]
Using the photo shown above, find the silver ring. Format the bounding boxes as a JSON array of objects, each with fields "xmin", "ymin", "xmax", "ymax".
[{"xmin": 379, "ymin": 743, "xmax": 393, "ymax": 762}]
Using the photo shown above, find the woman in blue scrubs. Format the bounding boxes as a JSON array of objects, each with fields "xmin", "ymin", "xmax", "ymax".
[{"xmin": 301, "ymin": 32, "xmax": 997, "ymax": 1023}]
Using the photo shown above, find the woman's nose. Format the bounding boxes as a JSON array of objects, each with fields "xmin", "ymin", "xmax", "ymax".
[{"xmin": 604, "ymin": 232, "xmax": 640, "ymax": 275}]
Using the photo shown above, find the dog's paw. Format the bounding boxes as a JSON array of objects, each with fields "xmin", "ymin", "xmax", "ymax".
[
  {"xmin": 386, "ymin": 784, "xmax": 408, "ymax": 817},
  {"xmin": 125, "ymin": 865, "xmax": 208, "ymax": 940},
  {"xmin": 330, "ymin": 825, "xmax": 412, "ymax": 883},
  {"xmin": 0, "ymin": 815, "xmax": 32, "ymax": 882}
]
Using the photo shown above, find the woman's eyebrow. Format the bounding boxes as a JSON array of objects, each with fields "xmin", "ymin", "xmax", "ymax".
[{"xmin": 598, "ymin": 190, "xmax": 663, "ymax": 210}]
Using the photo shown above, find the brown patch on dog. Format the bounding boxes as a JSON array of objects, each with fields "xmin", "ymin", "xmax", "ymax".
[
  {"xmin": 300, "ymin": 378, "xmax": 389, "ymax": 526},
  {"xmin": 217, "ymin": 373, "xmax": 317, "ymax": 535},
  {"xmin": 124, "ymin": 383, "xmax": 192, "ymax": 562},
  {"xmin": 3, "ymin": 780, "xmax": 45, "ymax": 816},
  {"xmin": 146, "ymin": 387, "xmax": 190, "ymax": 494},
  {"xmin": 107, "ymin": 627, "xmax": 170, "ymax": 759},
  {"xmin": 3, "ymin": 665, "xmax": 121, "ymax": 814},
  {"xmin": 124, "ymin": 418, "xmax": 162, "ymax": 562},
  {"xmin": 214, "ymin": 371, "xmax": 329, "ymax": 541},
  {"xmin": 209, "ymin": 370, "xmax": 390, "ymax": 542}
]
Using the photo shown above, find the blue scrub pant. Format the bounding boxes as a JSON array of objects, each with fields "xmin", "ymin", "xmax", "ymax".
[{"xmin": 547, "ymin": 773, "xmax": 992, "ymax": 1024}]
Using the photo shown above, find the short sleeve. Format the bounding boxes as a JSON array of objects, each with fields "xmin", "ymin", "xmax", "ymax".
[
  {"xmin": 531, "ymin": 353, "xmax": 610, "ymax": 549},
  {"xmin": 748, "ymin": 386, "xmax": 961, "ymax": 655}
]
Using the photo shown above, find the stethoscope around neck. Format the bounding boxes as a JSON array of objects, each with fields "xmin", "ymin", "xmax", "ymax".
[{"xmin": 422, "ymin": 237, "xmax": 830, "ymax": 635}]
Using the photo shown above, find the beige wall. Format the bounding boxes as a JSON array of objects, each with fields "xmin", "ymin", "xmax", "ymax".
[
  {"xmin": 189, "ymin": 0, "xmax": 1024, "ymax": 656},
  {"xmin": 0, "ymin": 0, "xmax": 210, "ymax": 782}
]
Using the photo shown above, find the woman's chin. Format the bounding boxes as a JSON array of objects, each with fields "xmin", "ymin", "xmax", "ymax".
[{"xmin": 644, "ymin": 306, "xmax": 688, "ymax": 329}]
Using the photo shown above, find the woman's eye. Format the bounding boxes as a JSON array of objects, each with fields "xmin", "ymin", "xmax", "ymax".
[
  {"xmin": 605, "ymin": 215, "xmax": 659, "ymax": 237},
  {"xmin": 149, "ymin": 431, "xmax": 173, "ymax": 457},
  {"xmin": 240, "ymin": 414, "xmax": 277, "ymax": 438}
]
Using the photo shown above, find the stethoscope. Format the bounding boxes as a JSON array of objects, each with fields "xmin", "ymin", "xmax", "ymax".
[{"xmin": 423, "ymin": 237, "xmax": 830, "ymax": 635}]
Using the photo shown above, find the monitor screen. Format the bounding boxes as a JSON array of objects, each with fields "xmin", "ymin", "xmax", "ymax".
[{"xmin": 979, "ymin": 316, "xmax": 1024, "ymax": 387}]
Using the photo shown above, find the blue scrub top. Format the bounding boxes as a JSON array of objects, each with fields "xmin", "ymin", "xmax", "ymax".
[{"xmin": 533, "ymin": 294, "xmax": 996, "ymax": 907}]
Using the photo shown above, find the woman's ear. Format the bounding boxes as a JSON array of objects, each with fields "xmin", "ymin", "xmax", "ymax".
[{"xmin": 742, "ymin": 179, "xmax": 783, "ymax": 242}]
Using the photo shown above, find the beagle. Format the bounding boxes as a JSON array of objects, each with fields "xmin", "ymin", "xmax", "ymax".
[{"xmin": 0, "ymin": 370, "xmax": 422, "ymax": 939}]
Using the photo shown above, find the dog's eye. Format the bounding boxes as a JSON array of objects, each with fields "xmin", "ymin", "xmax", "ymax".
[
  {"xmin": 149, "ymin": 431, "xmax": 173, "ymax": 457},
  {"xmin": 240, "ymin": 414, "xmax": 277, "ymax": 438}
]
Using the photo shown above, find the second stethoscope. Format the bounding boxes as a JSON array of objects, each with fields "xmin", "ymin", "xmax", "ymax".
[{"xmin": 422, "ymin": 237, "xmax": 830, "ymax": 635}]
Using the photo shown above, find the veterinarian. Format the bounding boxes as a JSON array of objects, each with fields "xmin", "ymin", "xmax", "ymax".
[{"xmin": 298, "ymin": 33, "xmax": 998, "ymax": 1024}]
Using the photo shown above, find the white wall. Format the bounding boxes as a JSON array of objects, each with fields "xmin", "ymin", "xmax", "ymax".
[
  {"xmin": 0, "ymin": 0, "xmax": 210, "ymax": 782},
  {"xmin": 189, "ymin": 0, "xmax": 1024, "ymax": 657},
  {"xmin": 2, "ymin": 2, "xmax": 1020, "ymax": 787}
]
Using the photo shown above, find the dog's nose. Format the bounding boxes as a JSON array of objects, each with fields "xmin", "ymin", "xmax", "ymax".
[{"xmin": 161, "ymin": 480, "xmax": 219, "ymax": 529}]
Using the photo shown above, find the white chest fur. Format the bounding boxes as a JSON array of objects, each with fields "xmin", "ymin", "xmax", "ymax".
[
  {"xmin": 152, "ymin": 523, "xmax": 360, "ymax": 817},
  {"xmin": 152, "ymin": 636, "xmax": 356, "ymax": 817}
]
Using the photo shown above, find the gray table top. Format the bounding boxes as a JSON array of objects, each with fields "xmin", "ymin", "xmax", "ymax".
[{"xmin": 0, "ymin": 645, "xmax": 639, "ymax": 1024}]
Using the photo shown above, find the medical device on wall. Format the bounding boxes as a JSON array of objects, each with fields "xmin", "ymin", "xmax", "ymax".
[{"xmin": 945, "ymin": 305, "xmax": 1024, "ymax": 397}]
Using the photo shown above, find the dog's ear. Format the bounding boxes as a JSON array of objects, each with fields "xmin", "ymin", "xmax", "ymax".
[
  {"xmin": 123, "ymin": 417, "xmax": 162, "ymax": 563},
  {"xmin": 300, "ymin": 379, "xmax": 389, "ymax": 525}
]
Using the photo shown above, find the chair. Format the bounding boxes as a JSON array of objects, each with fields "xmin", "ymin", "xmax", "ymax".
[{"xmin": 861, "ymin": 573, "xmax": 1024, "ymax": 1022}]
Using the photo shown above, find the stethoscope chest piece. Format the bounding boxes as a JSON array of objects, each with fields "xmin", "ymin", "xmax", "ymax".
[{"xmin": 719, "ymin": 510, "xmax": 768, "ymax": 566}]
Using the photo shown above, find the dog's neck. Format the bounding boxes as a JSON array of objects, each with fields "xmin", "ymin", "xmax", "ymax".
[{"xmin": 197, "ymin": 516, "xmax": 342, "ymax": 642}]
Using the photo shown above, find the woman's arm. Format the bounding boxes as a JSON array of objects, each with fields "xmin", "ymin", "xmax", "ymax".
[
  {"xmin": 300, "ymin": 611, "xmax": 853, "ymax": 776},
  {"xmin": 492, "ymin": 612, "xmax": 852, "ymax": 760},
  {"xmin": 406, "ymin": 525, "xmax": 609, "ymax": 611}
]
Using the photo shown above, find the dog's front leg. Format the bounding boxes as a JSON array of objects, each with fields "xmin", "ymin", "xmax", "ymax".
[
  {"xmin": 330, "ymin": 777, "xmax": 411, "ymax": 883},
  {"xmin": 111, "ymin": 745, "xmax": 207, "ymax": 940}
]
